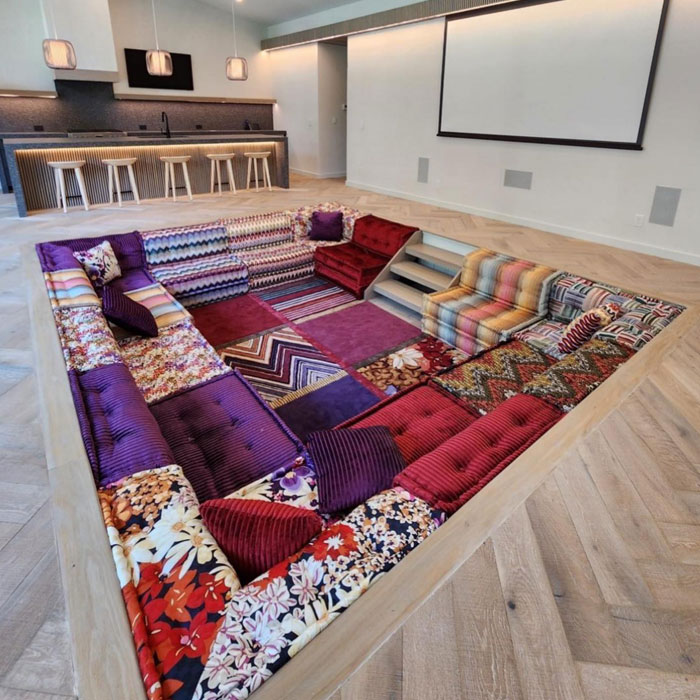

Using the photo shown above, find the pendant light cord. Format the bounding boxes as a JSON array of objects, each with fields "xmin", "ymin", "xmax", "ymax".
[
  {"xmin": 231, "ymin": 0, "xmax": 238, "ymax": 58},
  {"xmin": 151, "ymin": 0, "xmax": 160, "ymax": 51}
]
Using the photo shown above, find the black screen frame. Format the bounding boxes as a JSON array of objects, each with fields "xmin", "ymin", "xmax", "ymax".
[
  {"xmin": 124, "ymin": 48, "xmax": 194, "ymax": 91},
  {"xmin": 437, "ymin": 0, "xmax": 671, "ymax": 150}
]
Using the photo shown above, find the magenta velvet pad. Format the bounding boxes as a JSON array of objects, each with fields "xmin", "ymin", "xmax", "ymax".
[
  {"xmin": 308, "ymin": 211, "xmax": 344, "ymax": 241},
  {"xmin": 102, "ymin": 285, "xmax": 158, "ymax": 337},
  {"xmin": 307, "ymin": 426, "xmax": 406, "ymax": 513}
]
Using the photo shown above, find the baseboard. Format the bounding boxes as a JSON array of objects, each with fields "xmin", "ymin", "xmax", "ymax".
[
  {"xmin": 291, "ymin": 168, "xmax": 347, "ymax": 179},
  {"xmin": 345, "ymin": 179, "xmax": 700, "ymax": 267}
]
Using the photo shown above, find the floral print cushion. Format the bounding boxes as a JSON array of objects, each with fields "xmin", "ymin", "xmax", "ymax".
[{"xmin": 73, "ymin": 240, "xmax": 122, "ymax": 287}]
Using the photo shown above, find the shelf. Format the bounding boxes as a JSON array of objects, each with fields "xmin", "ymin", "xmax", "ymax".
[{"xmin": 113, "ymin": 93, "xmax": 277, "ymax": 105}]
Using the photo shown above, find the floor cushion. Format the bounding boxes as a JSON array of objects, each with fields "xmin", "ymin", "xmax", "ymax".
[
  {"xmin": 338, "ymin": 383, "xmax": 478, "ymax": 464},
  {"xmin": 69, "ymin": 364, "xmax": 174, "ymax": 487},
  {"xmin": 351, "ymin": 214, "xmax": 418, "ymax": 258},
  {"xmin": 314, "ymin": 242, "xmax": 388, "ymax": 296},
  {"xmin": 394, "ymin": 394, "xmax": 563, "ymax": 514},
  {"xmin": 433, "ymin": 339, "xmax": 556, "ymax": 416},
  {"xmin": 235, "ymin": 240, "xmax": 315, "ymax": 290},
  {"xmin": 594, "ymin": 301, "xmax": 684, "ymax": 351},
  {"xmin": 199, "ymin": 498, "xmax": 323, "ymax": 584},
  {"xmin": 513, "ymin": 318, "xmax": 569, "ymax": 360},
  {"xmin": 521, "ymin": 338, "xmax": 635, "ymax": 412},
  {"xmin": 140, "ymin": 221, "xmax": 228, "ymax": 266},
  {"xmin": 149, "ymin": 371, "xmax": 306, "ymax": 502},
  {"xmin": 222, "ymin": 211, "xmax": 295, "ymax": 252}
]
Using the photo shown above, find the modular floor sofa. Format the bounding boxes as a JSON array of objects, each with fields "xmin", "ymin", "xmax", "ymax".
[{"xmin": 34, "ymin": 208, "xmax": 685, "ymax": 700}]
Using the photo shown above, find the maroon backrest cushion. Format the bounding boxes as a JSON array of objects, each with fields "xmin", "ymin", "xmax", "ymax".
[
  {"xmin": 200, "ymin": 498, "xmax": 323, "ymax": 584},
  {"xmin": 394, "ymin": 394, "xmax": 562, "ymax": 514},
  {"xmin": 352, "ymin": 215, "xmax": 418, "ymax": 258},
  {"xmin": 307, "ymin": 426, "xmax": 405, "ymax": 514},
  {"xmin": 309, "ymin": 211, "xmax": 344, "ymax": 241},
  {"xmin": 102, "ymin": 285, "xmax": 158, "ymax": 337}
]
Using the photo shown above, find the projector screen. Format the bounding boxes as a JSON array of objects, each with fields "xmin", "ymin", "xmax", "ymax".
[{"xmin": 438, "ymin": 0, "xmax": 669, "ymax": 149}]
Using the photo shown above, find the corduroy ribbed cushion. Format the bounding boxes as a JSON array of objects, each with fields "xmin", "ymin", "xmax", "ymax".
[
  {"xmin": 102, "ymin": 284, "xmax": 158, "ymax": 337},
  {"xmin": 307, "ymin": 427, "xmax": 406, "ymax": 513},
  {"xmin": 200, "ymin": 498, "xmax": 323, "ymax": 584},
  {"xmin": 394, "ymin": 394, "xmax": 562, "ymax": 514}
]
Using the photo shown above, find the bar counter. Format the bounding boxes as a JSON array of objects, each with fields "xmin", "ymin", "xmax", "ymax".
[{"xmin": 5, "ymin": 131, "xmax": 288, "ymax": 216}]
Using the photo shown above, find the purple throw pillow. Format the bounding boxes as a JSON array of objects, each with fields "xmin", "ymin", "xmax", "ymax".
[
  {"xmin": 102, "ymin": 285, "xmax": 158, "ymax": 337},
  {"xmin": 308, "ymin": 210, "xmax": 343, "ymax": 241},
  {"xmin": 306, "ymin": 426, "xmax": 405, "ymax": 513}
]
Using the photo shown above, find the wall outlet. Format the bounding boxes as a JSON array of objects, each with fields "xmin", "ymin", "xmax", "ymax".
[
  {"xmin": 138, "ymin": 124, "xmax": 147, "ymax": 130},
  {"xmin": 33, "ymin": 125, "xmax": 44, "ymax": 132},
  {"xmin": 634, "ymin": 214, "xmax": 644, "ymax": 227},
  {"xmin": 195, "ymin": 124, "xmax": 203, "ymax": 130}
]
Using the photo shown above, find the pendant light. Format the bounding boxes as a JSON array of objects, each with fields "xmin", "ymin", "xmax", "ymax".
[
  {"xmin": 226, "ymin": 0, "xmax": 248, "ymax": 81},
  {"xmin": 41, "ymin": 0, "xmax": 76, "ymax": 70},
  {"xmin": 146, "ymin": 0, "xmax": 173, "ymax": 77}
]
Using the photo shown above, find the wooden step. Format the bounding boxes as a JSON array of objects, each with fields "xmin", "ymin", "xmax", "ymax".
[
  {"xmin": 405, "ymin": 243, "xmax": 463, "ymax": 273},
  {"xmin": 390, "ymin": 261, "xmax": 453, "ymax": 291},
  {"xmin": 374, "ymin": 280, "xmax": 425, "ymax": 314}
]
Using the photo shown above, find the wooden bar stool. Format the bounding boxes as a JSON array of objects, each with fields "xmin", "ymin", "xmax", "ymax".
[
  {"xmin": 244, "ymin": 152, "xmax": 272, "ymax": 192},
  {"xmin": 160, "ymin": 155, "xmax": 193, "ymax": 201},
  {"xmin": 48, "ymin": 160, "xmax": 89, "ymax": 213},
  {"xmin": 206, "ymin": 153, "xmax": 237, "ymax": 195},
  {"xmin": 102, "ymin": 157, "xmax": 140, "ymax": 206}
]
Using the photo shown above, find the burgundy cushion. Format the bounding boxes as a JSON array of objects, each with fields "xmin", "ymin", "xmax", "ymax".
[
  {"xmin": 394, "ymin": 394, "xmax": 562, "ymax": 514},
  {"xmin": 149, "ymin": 371, "xmax": 305, "ymax": 502},
  {"xmin": 102, "ymin": 285, "xmax": 158, "ymax": 337},
  {"xmin": 309, "ymin": 211, "xmax": 343, "ymax": 241},
  {"xmin": 307, "ymin": 427, "xmax": 405, "ymax": 513},
  {"xmin": 338, "ymin": 384, "xmax": 478, "ymax": 464},
  {"xmin": 352, "ymin": 214, "xmax": 418, "ymax": 258},
  {"xmin": 200, "ymin": 499, "xmax": 323, "ymax": 584},
  {"xmin": 69, "ymin": 365, "xmax": 174, "ymax": 487}
]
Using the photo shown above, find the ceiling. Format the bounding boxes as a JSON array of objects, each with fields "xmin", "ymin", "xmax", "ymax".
[{"xmin": 200, "ymin": 0, "xmax": 357, "ymax": 26}]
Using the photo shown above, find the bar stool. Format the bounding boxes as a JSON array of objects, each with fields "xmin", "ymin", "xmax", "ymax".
[
  {"xmin": 102, "ymin": 157, "xmax": 140, "ymax": 206},
  {"xmin": 160, "ymin": 155, "xmax": 193, "ymax": 201},
  {"xmin": 244, "ymin": 152, "xmax": 272, "ymax": 192},
  {"xmin": 48, "ymin": 160, "xmax": 89, "ymax": 213},
  {"xmin": 206, "ymin": 153, "xmax": 237, "ymax": 195}
]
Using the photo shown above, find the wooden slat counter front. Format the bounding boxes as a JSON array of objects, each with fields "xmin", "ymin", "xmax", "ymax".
[{"xmin": 6, "ymin": 132, "xmax": 289, "ymax": 216}]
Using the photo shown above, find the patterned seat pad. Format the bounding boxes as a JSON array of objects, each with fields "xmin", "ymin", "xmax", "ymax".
[{"xmin": 235, "ymin": 240, "xmax": 315, "ymax": 291}]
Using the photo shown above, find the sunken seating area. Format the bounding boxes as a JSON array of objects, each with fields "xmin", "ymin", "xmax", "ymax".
[{"xmin": 35, "ymin": 207, "xmax": 685, "ymax": 700}]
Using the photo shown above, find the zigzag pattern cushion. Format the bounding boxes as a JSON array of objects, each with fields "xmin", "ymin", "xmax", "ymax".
[
  {"xmin": 394, "ymin": 394, "xmax": 562, "ymax": 514},
  {"xmin": 522, "ymin": 338, "xmax": 634, "ymax": 412},
  {"xmin": 235, "ymin": 240, "xmax": 314, "ymax": 290},
  {"xmin": 434, "ymin": 339, "xmax": 556, "ymax": 415},
  {"xmin": 222, "ymin": 212, "xmax": 294, "ymax": 252},
  {"xmin": 150, "ymin": 253, "xmax": 249, "ymax": 307},
  {"xmin": 141, "ymin": 221, "xmax": 228, "ymax": 265},
  {"xmin": 199, "ymin": 498, "xmax": 323, "ymax": 584},
  {"xmin": 594, "ymin": 301, "xmax": 684, "ymax": 350},
  {"xmin": 557, "ymin": 302, "xmax": 622, "ymax": 353}
]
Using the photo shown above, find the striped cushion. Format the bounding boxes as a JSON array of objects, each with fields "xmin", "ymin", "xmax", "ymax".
[
  {"xmin": 513, "ymin": 318, "xmax": 568, "ymax": 359},
  {"xmin": 141, "ymin": 221, "xmax": 228, "ymax": 265},
  {"xmin": 547, "ymin": 273, "xmax": 637, "ymax": 323},
  {"xmin": 123, "ymin": 282, "xmax": 191, "ymax": 329},
  {"xmin": 557, "ymin": 302, "xmax": 622, "ymax": 353},
  {"xmin": 594, "ymin": 301, "xmax": 684, "ymax": 350},
  {"xmin": 44, "ymin": 268, "xmax": 100, "ymax": 308},
  {"xmin": 221, "ymin": 212, "xmax": 294, "ymax": 252},
  {"xmin": 199, "ymin": 499, "xmax": 323, "ymax": 584},
  {"xmin": 307, "ymin": 427, "xmax": 406, "ymax": 514}
]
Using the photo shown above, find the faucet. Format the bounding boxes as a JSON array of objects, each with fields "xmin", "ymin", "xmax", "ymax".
[{"xmin": 161, "ymin": 111, "xmax": 171, "ymax": 138}]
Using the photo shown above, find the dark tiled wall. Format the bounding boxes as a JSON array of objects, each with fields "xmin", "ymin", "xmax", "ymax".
[{"xmin": 0, "ymin": 80, "xmax": 274, "ymax": 133}]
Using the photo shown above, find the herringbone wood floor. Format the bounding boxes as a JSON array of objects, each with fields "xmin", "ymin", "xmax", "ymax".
[{"xmin": 1, "ymin": 175, "xmax": 698, "ymax": 699}]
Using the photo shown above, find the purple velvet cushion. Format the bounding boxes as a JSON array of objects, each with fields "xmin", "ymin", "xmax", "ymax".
[
  {"xmin": 69, "ymin": 365, "xmax": 174, "ymax": 487},
  {"xmin": 149, "ymin": 371, "xmax": 305, "ymax": 502},
  {"xmin": 309, "ymin": 211, "xmax": 343, "ymax": 242},
  {"xmin": 306, "ymin": 426, "xmax": 405, "ymax": 513},
  {"xmin": 102, "ymin": 285, "xmax": 158, "ymax": 337},
  {"xmin": 36, "ymin": 243, "xmax": 82, "ymax": 271}
]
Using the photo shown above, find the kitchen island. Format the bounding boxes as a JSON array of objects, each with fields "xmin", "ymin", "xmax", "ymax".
[{"xmin": 4, "ymin": 131, "xmax": 289, "ymax": 216}]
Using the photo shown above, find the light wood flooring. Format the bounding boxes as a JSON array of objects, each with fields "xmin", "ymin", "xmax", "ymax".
[{"xmin": 1, "ymin": 175, "xmax": 699, "ymax": 699}]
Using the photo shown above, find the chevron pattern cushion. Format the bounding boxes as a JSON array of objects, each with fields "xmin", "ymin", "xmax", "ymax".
[
  {"xmin": 522, "ymin": 338, "xmax": 635, "ymax": 412},
  {"xmin": 141, "ymin": 221, "xmax": 228, "ymax": 265},
  {"xmin": 433, "ymin": 339, "xmax": 556, "ymax": 415},
  {"xmin": 222, "ymin": 211, "xmax": 294, "ymax": 252},
  {"xmin": 235, "ymin": 240, "xmax": 314, "ymax": 290}
]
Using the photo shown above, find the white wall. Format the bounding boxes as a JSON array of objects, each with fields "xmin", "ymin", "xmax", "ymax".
[
  {"xmin": 347, "ymin": 1, "xmax": 700, "ymax": 266},
  {"xmin": 318, "ymin": 43, "xmax": 347, "ymax": 178},
  {"xmin": 108, "ymin": 0, "xmax": 273, "ymax": 99}
]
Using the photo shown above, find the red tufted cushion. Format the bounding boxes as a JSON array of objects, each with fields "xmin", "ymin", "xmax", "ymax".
[
  {"xmin": 394, "ymin": 394, "xmax": 562, "ymax": 513},
  {"xmin": 338, "ymin": 383, "xmax": 478, "ymax": 463},
  {"xmin": 314, "ymin": 242, "xmax": 390, "ymax": 296},
  {"xmin": 200, "ymin": 498, "xmax": 323, "ymax": 584},
  {"xmin": 352, "ymin": 215, "xmax": 418, "ymax": 258}
]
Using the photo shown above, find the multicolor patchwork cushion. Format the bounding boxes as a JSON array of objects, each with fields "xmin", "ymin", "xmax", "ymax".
[
  {"xmin": 433, "ymin": 339, "xmax": 556, "ymax": 416},
  {"xmin": 288, "ymin": 201, "xmax": 363, "ymax": 241},
  {"xmin": 522, "ymin": 338, "xmax": 634, "ymax": 412},
  {"xmin": 594, "ymin": 301, "xmax": 684, "ymax": 351},
  {"xmin": 123, "ymin": 282, "xmax": 190, "ymax": 330},
  {"xmin": 149, "ymin": 253, "xmax": 250, "ymax": 308},
  {"xmin": 557, "ymin": 302, "xmax": 622, "ymax": 353},
  {"xmin": 99, "ymin": 465, "xmax": 240, "ymax": 699},
  {"xmin": 357, "ymin": 336, "xmax": 467, "ymax": 395},
  {"xmin": 234, "ymin": 240, "xmax": 314, "ymax": 291},
  {"xmin": 54, "ymin": 306, "xmax": 122, "ymax": 372},
  {"xmin": 140, "ymin": 221, "xmax": 228, "ymax": 265},
  {"xmin": 222, "ymin": 211, "xmax": 294, "ymax": 252},
  {"xmin": 101, "ymin": 285, "xmax": 158, "ymax": 338},
  {"xmin": 513, "ymin": 318, "xmax": 568, "ymax": 360},
  {"xmin": 119, "ymin": 319, "xmax": 231, "ymax": 404},
  {"xmin": 73, "ymin": 240, "xmax": 121, "ymax": 287},
  {"xmin": 195, "ymin": 487, "xmax": 444, "ymax": 700},
  {"xmin": 547, "ymin": 273, "xmax": 637, "ymax": 323},
  {"xmin": 200, "ymin": 498, "xmax": 323, "ymax": 585},
  {"xmin": 44, "ymin": 268, "xmax": 100, "ymax": 309}
]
